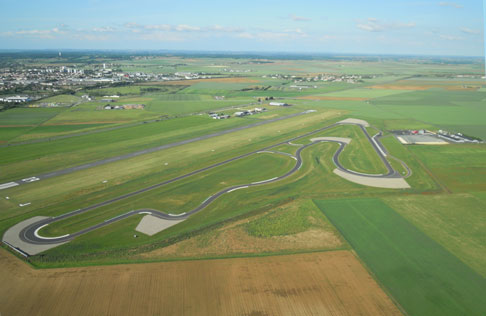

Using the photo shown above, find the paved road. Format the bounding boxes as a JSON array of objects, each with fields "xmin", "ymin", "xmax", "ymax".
[
  {"xmin": 1, "ymin": 111, "xmax": 313, "ymax": 189},
  {"xmin": 15, "ymin": 120, "xmax": 408, "ymax": 249}
]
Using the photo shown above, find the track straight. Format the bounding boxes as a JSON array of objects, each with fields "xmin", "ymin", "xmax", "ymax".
[
  {"xmin": 14, "ymin": 119, "xmax": 407, "ymax": 249},
  {"xmin": 1, "ymin": 111, "xmax": 313, "ymax": 190}
]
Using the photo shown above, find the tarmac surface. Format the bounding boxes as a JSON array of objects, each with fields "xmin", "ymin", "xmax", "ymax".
[
  {"xmin": 3, "ymin": 118, "xmax": 410, "ymax": 256},
  {"xmin": 0, "ymin": 110, "xmax": 313, "ymax": 190}
]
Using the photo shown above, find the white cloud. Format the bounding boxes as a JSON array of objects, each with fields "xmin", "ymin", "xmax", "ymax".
[
  {"xmin": 124, "ymin": 23, "xmax": 203, "ymax": 32},
  {"xmin": 73, "ymin": 33, "xmax": 110, "ymax": 41},
  {"xmin": 139, "ymin": 32, "xmax": 185, "ymax": 42},
  {"xmin": 460, "ymin": 27, "xmax": 480, "ymax": 35},
  {"xmin": 142, "ymin": 24, "xmax": 171, "ymax": 31},
  {"xmin": 124, "ymin": 22, "xmax": 142, "ymax": 29},
  {"xmin": 357, "ymin": 18, "xmax": 416, "ymax": 32},
  {"xmin": 289, "ymin": 14, "xmax": 311, "ymax": 22},
  {"xmin": 236, "ymin": 32, "xmax": 254, "ymax": 39},
  {"xmin": 92, "ymin": 26, "xmax": 116, "ymax": 33},
  {"xmin": 120, "ymin": 22, "xmax": 247, "ymax": 42},
  {"xmin": 1, "ymin": 21, "xmax": 310, "ymax": 44},
  {"xmin": 237, "ymin": 28, "xmax": 308, "ymax": 41},
  {"xmin": 10, "ymin": 27, "xmax": 66, "ymax": 39},
  {"xmin": 439, "ymin": 34, "xmax": 463, "ymax": 41},
  {"xmin": 209, "ymin": 25, "xmax": 243, "ymax": 33},
  {"xmin": 439, "ymin": 2, "xmax": 463, "ymax": 8},
  {"xmin": 174, "ymin": 24, "xmax": 201, "ymax": 32},
  {"xmin": 319, "ymin": 34, "xmax": 337, "ymax": 41}
]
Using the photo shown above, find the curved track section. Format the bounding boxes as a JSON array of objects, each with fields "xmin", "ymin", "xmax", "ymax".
[{"xmin": 4, "ymin": 119, "xmax": 411, "ymax": 254}]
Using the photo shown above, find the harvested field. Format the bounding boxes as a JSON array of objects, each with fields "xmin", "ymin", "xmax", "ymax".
[
  {"xmin": 152, "ymin": 77, "xmax": 260, "ymax": 85},
  {"xmin": 0, "ymin": 249, "xmax": 402, "ymax": 316},
  {"xmin": 297, "ymin": 96, "xmax": 369, "ymax": 101}
]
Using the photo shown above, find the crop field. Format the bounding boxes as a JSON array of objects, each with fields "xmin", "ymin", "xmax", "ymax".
[
  {"xmin": 407, "ymin": 144, "xmax": 486, "ymax": 192},
  {"xmin": 1, "ymin": 55, "xmax": 486, "ymax": 315},
  {"xmin": 384, "ymin": 194, "xmax": 486, "ymax": 277},
  {"xmin": 315, "ymin": 198, "xmax": 486, "ymax": 316},
  {"xmin": 0, "ymin": 249, "xmax": 401, "ymax": 316},
  {"xmin": 289, "ymin": 84, "xmax": 486, "ymax": 138}
]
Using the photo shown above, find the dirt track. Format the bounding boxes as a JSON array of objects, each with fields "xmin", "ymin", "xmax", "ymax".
[{"xmin": 0, "ymin": 249, "xmax": 401, "ymax": 315}]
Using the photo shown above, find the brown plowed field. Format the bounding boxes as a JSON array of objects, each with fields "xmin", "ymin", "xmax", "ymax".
[{"xmin": 0, "ymin": 249, "xmax": 401, "ymax": 315}]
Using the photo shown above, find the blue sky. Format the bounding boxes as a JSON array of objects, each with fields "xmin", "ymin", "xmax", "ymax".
[{"xmin": 0, "ymin": 0, "xmax": 484, "ymax": 56}]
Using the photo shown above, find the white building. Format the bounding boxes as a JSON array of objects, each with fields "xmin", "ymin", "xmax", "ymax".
[
  {"xmin": 1, "ymin": 96, "xmax": 31, "ymax": 103},
  {"xmin": 269, "ymin": 102, "xmax": 288, "ymax": 106}
]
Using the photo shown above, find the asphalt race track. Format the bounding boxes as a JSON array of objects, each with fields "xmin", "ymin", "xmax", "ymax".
[{"xmin": 4, "ymin": 119, "xmax": 410, "ymax": 254}]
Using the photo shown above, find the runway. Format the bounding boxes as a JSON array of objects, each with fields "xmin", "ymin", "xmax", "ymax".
[
  {"xmin": 0, "ymin": 110, "xmax": 313, "ymax": 190},
  {"xmin": 3, "ymin": 118, "xmax": 410, "ymax": 255}
]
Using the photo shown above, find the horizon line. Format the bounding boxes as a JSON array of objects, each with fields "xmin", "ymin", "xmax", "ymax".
[{"xmin": 0, "ymin": 48, "xmax": 483, "ymax": 59}]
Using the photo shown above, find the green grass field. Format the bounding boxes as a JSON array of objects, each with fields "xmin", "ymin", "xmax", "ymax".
[
  {"xmin": 41, "ymin": 152, "xmax": 295, "ymax": 236},
  {"xmin": 384, "ymin": 193, "xmax": 486, "ymax": 277},
  {"xmin": 36, "ymin": 94, "xmax": 81, "ymax": 104},
  {"xmin": 315, "ymin": 198, "xmax": 486, "ymax": 316},
  {"xmin": 0, "ymin": 116, "xmax": 250, "ymax": 181},
  {"xmin": 0, "ymin": 107, "xmax": 65, "ymax": 126},
  {"xmin": 408, "ymin": 144, "xmax": 486, "ymax": 193},
  {"xmin": 245, "ymin": 199, "xmax": 321, "ymax": 237},
  {"xmin": 302, "ymin": 124, "xmax": 389, "ymax": 174}
]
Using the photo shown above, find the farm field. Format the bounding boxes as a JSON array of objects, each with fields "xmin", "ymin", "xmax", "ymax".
[
  {"xmin": 315, "ymin": 198, "xmax": 486, "ymax": 316},
  {"xmin": 383, "ymin": 193, "xmax": 486, "ymax": 277},
  {"xmin": 0, "ymin": 248, "xmax": 402, "ymax": 316},
  {"xmin": 407, "ymin": 144, "xmax": 486, "ymax": 193},
  {"xmin": 1, "ymin": 54, "xmax": 485, "ymax": 315}
]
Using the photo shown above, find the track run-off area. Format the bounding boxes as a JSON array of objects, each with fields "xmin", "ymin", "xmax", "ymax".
[{"xmin": 3, "ymin": 118, "xmax": 411, "ymax": 256}]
